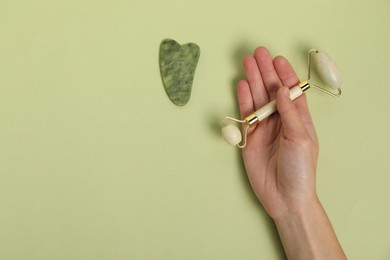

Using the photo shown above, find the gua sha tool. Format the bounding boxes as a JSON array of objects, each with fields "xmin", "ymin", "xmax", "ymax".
[
  {"xmin": 222, "ymin": 49, "xmax": 342, "ymax": 148},
  {"xmin": 159, "ymin": 39, "xmax": 200, "ymax": 106}
]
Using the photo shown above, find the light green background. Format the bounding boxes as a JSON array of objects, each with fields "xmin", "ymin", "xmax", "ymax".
[{"xmin": 0, "ymin": 0, "xmax": 389, "ymax": 259}]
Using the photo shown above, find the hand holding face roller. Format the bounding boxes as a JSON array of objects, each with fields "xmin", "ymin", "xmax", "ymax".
[{"xmin": 222, "ymin": 49, "xmax": 342, "ymax": 148}]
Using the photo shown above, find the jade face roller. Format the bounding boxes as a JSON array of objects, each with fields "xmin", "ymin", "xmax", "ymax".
[{"xmin": 222, "ymin": 49, "xmax": 342, "ymax": 148}]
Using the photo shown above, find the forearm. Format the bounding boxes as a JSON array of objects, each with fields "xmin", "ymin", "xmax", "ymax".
[{"xmin": 274, "ymin": 197, "xmax": 346, "ymax": 260}]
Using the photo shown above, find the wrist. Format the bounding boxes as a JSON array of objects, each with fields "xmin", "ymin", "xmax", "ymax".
[
  {"xmin": 273, "ymin": 195, "xmax": 321, "ymax": 224},
  {"xmin": 273, "ymin": 197, "xmax": 346, "ymax": 260}
]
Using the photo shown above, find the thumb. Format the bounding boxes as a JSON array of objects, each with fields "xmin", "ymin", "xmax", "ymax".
[{"xmin": 276, "ymin": 87, "xmax": 307, "ymax": 135}]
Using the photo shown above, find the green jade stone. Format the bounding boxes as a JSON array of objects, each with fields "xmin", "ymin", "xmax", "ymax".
[{"xmin": 159, "ymin": 39, "xmax": 200, "ymax": 106}]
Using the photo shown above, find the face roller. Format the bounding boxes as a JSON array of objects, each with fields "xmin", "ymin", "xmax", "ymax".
[{"xmin": 222, "ymin": 49, "xmax": 342, "ymax": 148}]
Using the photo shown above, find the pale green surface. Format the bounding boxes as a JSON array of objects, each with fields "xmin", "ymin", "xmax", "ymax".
[{"xmin": 0, "ymin": 0, "xmax": 389, "ymax": 259}]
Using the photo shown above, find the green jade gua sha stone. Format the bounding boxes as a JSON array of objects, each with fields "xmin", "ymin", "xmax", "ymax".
[{"xmin": 159, "ymin": 39, "xmax": 200, "ymax": 106}]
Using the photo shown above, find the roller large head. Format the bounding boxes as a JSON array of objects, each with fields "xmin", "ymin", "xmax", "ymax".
[
  {"xmin": 312, "ymin": 50, "xmax": 341, "ymax": 89},
  {"xmin": 222, "ymin": 49, "xmax": 342, "ymax": 148},
  {"xmin": 308, "ymin": 49, "xmax": 342, "ymax": 97}
]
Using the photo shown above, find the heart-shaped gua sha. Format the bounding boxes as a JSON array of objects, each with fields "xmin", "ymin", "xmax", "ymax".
[{"xmin": 159, "ymin": 39, "xmax": 200, "ymax": 106}]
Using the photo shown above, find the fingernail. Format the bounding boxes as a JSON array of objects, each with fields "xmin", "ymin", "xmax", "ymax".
[{"xmin": 282, "ymin": 87, "xmax": 290, "ymax": 98}]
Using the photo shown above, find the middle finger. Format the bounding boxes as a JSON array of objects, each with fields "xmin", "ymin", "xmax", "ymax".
[{"xmin": 254, "ymin": 47, "xmax": 283, "ymax": 100}]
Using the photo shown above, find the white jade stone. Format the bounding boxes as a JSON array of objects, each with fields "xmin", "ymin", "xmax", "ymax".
[
  {"xmin": 313, "ymin": 51, "xmax": 341, "ymax": 89},
  {"xmin": 222, "ymin": 124, "xmax": 242, "ymax": 146}
]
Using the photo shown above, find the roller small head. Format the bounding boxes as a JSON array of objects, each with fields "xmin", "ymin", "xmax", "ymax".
[{"xmin": 221, "ymin": 124, "xmax": 242, "ymax": 146}]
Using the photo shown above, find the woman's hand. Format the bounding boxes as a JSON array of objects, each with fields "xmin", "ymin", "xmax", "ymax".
[
  {"xmin": 237, "ymin": 46, "xmax": 346, "ymax": 259},
  {"xmin": 237, "ymin": 46, "xmax": 319, "ymax": 219}
]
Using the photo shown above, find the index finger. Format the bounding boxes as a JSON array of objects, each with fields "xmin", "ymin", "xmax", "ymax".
[{"xmin": 273, "ymin": 56, "xmax": 317, "ymax": 139}]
